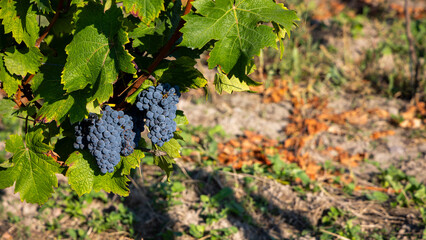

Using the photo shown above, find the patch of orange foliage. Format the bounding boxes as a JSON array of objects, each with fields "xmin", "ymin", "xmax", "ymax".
[
  {"xmin": 370, "ymin": 130, "xmax": 395, "ymax": 140},
  {"xmin": 318, "ymin": 108, "xmax": 370, "ymax": 125},
  {"xmin": 312, "ymin": 0, "xmax": 346, "ymax": 21},
  {"xmin": 259, "ymin": 79, "xmax": 290, "ymax": 103},
  {"xmin": 399, "ymin": 101, "xmax": 426, "ymax": 129},
  {"xmin": 322, "ymin": 147, "xmax": 367, "ymax": 167},
  {"xmin": 217, "ymin": 131, "xmax": 275, "ymax": 169},
  {"xmin": 389, "ymin": 3, "xmax": 426, "ymax": 20},
  {"xmin": 215, "ymin": 79, "xmax": 421, "ymax": 188}
]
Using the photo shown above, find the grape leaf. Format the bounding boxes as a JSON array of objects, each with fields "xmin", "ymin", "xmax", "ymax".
[
  {"xmin": 0, "ymin": 55, "xmax": 20, "ymax": 96},
  {"xmin": 158, "ymin": 138, "xmax": 181, "ymax": 159},
  {"xmin": 127, "ymin": 0, "xmax": 181, "ymax": 53},
  {"xmin": 36, "ymin": 92, "xmax": 87, "ymax": 124},
  {"xmin": 128, "ymin": 19, "xmax": 167, "ymax": 53},
  {"xmin": 3, "ymin": 46, "xmax": 44, "ymax": 77},
  {"xmin": 154, "ymin": 138, "xmax": 181, "ymax": 178},
  {"xmin": 33, "ymin": 55, "xmax": 88, "ymax": 124},
  {"xmin": 0, "ymin": 129, "xmax": 61, "ymax": 204},
  {"xmin": 174, "ymin": 110, "xmax": 188, "ymax": 126},
  {"xmin": 214, "ymin": 71, "xmax": 250, "ymax": 94},
  {"xmin": 30, "ymin": 0, "xmax": 53, "ymax": 13},
  {"xmin": 180, "ymin": 0, "xmax": 298, "ymax": 78},
  {"xmin": 0, "ymin": 0, "xmax": 40, "ymax": 47},
  {"xmin": 70, "ymin": 0, "xmax": 85, "ymax": 5},
  {"xmin": 51, "ymin": 4, "xmax": 78, "ymax": 36},
  {"xmin": 121, "ymin": 149, "xmax": 144, "ymax": 176},
  {"xmin": 117, "ymin": 0, "xmax": 165, "ymax": 24},
  {"xmin": 61, "ymin": 2, "xmax": 136, "ymax": 104},
  {"xmin": 0, "ymin": 98, "xmax": 16, "ymax": 117},
  {"xmin": 65, "ymin": 151, "xmax": 131, "ymax": 197},
  {"xmin": 32, "ymin": 56, "xmax": 66, "ymax": 102},
  {"xmin": 153, "ymin": 154, "xmax": 175, "ymax": 179},
  {"xmin": 159, "ymin": 57, "xmax": 207, "ymax": 92}
]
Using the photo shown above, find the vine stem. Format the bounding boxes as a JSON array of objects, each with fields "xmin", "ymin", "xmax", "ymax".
[
  {"xmin": 118, "ymin": 0, "xmax": 194, "ymax": 103},
  {"xmin": 35, "ymin": 0, "xmax": 66, "ymax": 48}
]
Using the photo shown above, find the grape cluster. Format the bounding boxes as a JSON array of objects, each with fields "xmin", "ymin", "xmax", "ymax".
[
  {"xmin": 74, "ymin": 106, "xmax": 135, "ymax": 173},
  {"xmin": 136, "ymin": 83, "xmax": 180, "ymax": 147},
  {"xmin": 127, "ymin": 106, "xmax": 145, "ymax": 147}
]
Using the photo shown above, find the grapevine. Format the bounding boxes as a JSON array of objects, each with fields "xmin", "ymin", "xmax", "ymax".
[{"xmin": 0, "ymin": 0, "xmax": 298, "ymax": 204}]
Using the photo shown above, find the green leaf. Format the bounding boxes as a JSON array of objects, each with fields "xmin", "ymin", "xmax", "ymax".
[
  {"xmin": 32, "ymin": 56, "xmax": 66, "ymax": 101},
  {"xmin": 61, "ymin": 2, "xmax": 136, "ymax": 104},
  {"xmin": 32, "ymin": 54, "xmax": 88, "ymax": 125},
  {"xmin": 159, "ymin": 57, "xmax": 207, "ymax": 92},
  {"xmin": 153, "ymin": 138, "xmax": 181, "ymax": 178},
  {"xmin": 51, "ymin": 4, "xmax": 78, "ymax": 36},
  {"xmin": 153, "ymin": 154, "xmax": 175, "ymax": 179},
  {"xmin": 104, "ymin": 0, "xmax": 113, "ymax": 12},
  {"xmin": 366, "ymin": 191, "xmax": 389, "ymax": 203},
  {"xmin": 0, "ymin": 54, "xmax": 20, "ymax": 96},
  {"xmin": 180, "ymin": 0, "xmax": 298, "ymax": 78},
  {"xmin": 0, "ymin": 129, "xmax": 61, "ymax": 204},
  {"xmin": 0, "ymin": 159, "xmax": 13, "ymax": 168},
  {"xmin": 174, "ymin": 110, "xmax": 188, "ymax": 126},
  {"xmin": 189, "ymin": 224, "xmax": 205, "ymax": 239},
  {"xmin": 30, "ymin": 0, "xmax": 53, "ymax": 13},
  {"xmin": 36, "ymin": 92, "xmax": 87, "ymax": 124},
  {"xmin": 0, "ymin": 98, "xmax": 16, "ymax": 117},
  {"xmin": 128, "ymin": 18, "xmax": 167, "ymax": 52},
  {"xmin": 117, "ymin": 0, "xmax": 165, "ymax": 24},
  {"xmin": 3, "ymin": 46, "xmax": 44, "ymax": 77},
  {"xmin": 121, "ymin": 149, "xmax": 144, "ymax": 176},
  {"xmin": 0, "ymin": 0, "xmax": 40, "ymax": 47},
  {"xmin": 158, "ymin": 138, "xmax": 181, "ymax": 159},
  {"xmin": 70, "ymin": 0, "xmax": 85, "ymax": 5},
  {"xmin": 214, "ymin": 71, "xmax": 250, "ymax": 94},
  {"xmin": 294, "ymin": 169, "xmax": 310, "ymax": 186},
  {"xmin": 65, "ymin": 151, "xmax": 131, "ymax": 197}
]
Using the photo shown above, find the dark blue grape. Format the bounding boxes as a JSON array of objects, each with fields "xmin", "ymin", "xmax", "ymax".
[
  {"xmin": 74, "ymin": 106, "xmax": 136, "ymax": 173},
  {"xmin": 135, "ymin": 83, "xmax": 180, "ymax": 147}
]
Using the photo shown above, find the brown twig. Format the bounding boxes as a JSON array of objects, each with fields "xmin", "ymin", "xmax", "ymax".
[
  {"xmin": 117, "ymin": 0, "xmax": 194, "ymax": 105},
  {"xmin": 23, "ymin": 74, "xmax": 34, "ymax": 86},
  {"xmin": 404, "ymin": 0, "xmax": 419, "ymax": 94},
  {"xmin": 35, "ymin": 0, "xmax": 66, "ymax": 48}
]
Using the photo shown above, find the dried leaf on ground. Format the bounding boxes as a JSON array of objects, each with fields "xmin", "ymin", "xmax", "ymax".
[
  {"xmin": 399, "ymin": 119, "xmax": 423, "ymax": 129},
  {"xmin": 401, "ymin": 106, "xmax": 417, "ymax": 120},
  {"xmin": 370, "ymin": 130, "xmax": 395, "ymax": 140}
]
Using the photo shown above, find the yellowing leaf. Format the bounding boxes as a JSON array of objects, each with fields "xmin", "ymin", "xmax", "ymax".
[
  {"xmin": 0, "ymin": 55, "xmax": 20, "ymax": 96},
  {"xmin": 0, "ymin": 0, "xmax": 40, "ymax": 47},
  {"xmin": 117, "ymin": 0, "xmax": 165, "ymax": 24},
  {"xmin": 214, "ymin": 71, "xmax": 250, "ymax": 94},
  {"xmin": 3, "ymin": 46, "xmax": 44, "ymax": 77}
]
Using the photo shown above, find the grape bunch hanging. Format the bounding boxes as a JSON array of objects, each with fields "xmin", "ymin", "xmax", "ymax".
[
  {"xmin": 74, "ymin": 106, "xmax": 136, "ymax": 173},
  {"xmin": 135, "ymin": 83, "xmax": 180, "ymax": 147},
  {"xmin": 74, "ymin": 83, "xmax": 180, "ymax": 173}
]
